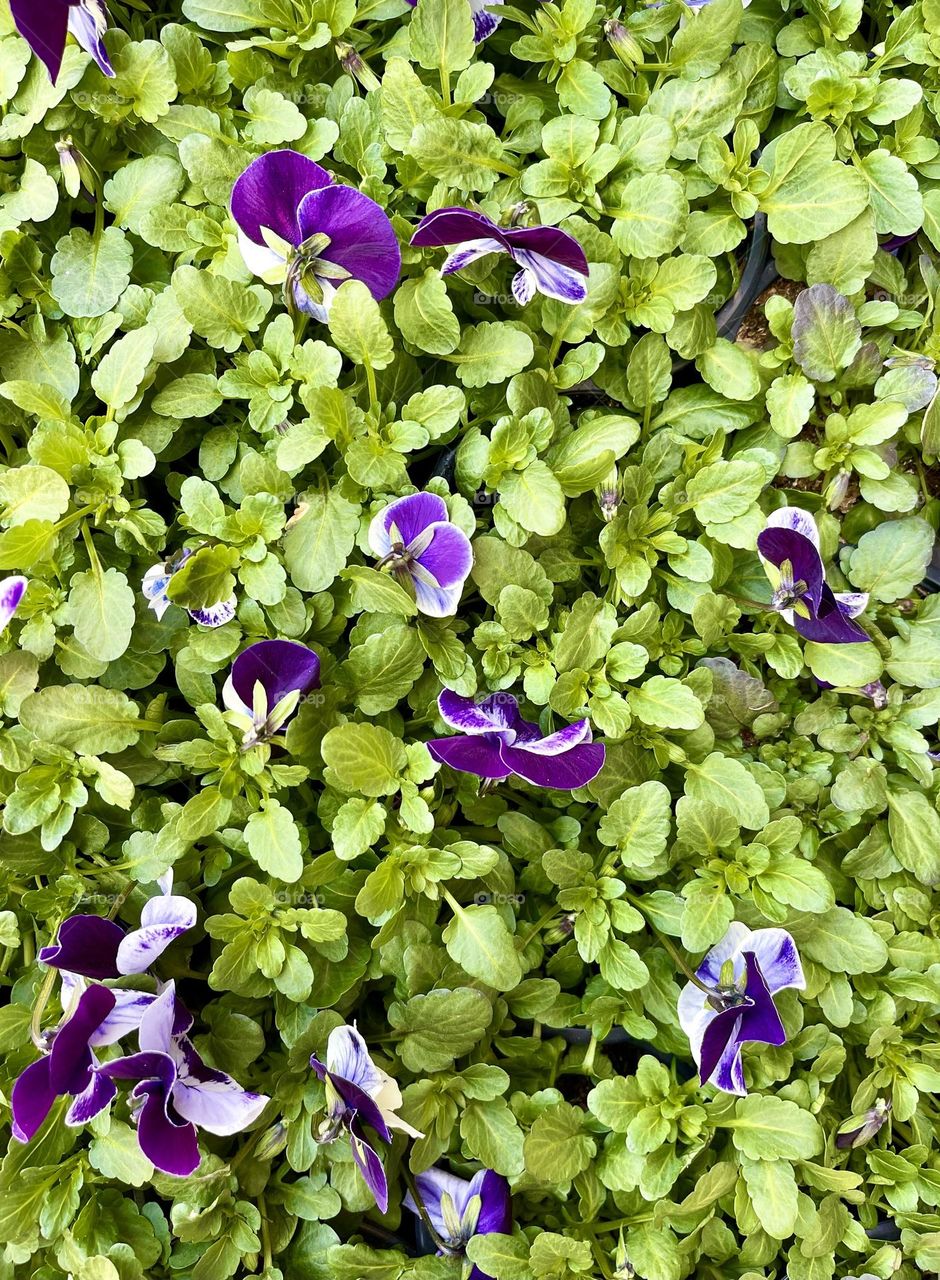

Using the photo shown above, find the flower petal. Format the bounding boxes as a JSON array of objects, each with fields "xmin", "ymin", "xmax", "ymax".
[
  {"xmin": 0, "ymin": 575, "xmax": 26, "ymax": 630},
  {"xmin": 65, "ymin": 1065, "xmax": 116, "ymax": 1125},
  {"xmin": 746, "ymin": 928, "xmax": 805, "ymax": 994},
  {"xmin": 792, "ymin": 589, "xmax": 870, "ymax": 644},
  {"xmin": 698, "ymin": 1006, "xmax": 746, "ymax": 1089},
  {"xmin": 136, "ymin": 983, "xmax": 178, "ymax": 1055},
  {"xmin": 428, "ymin": 735, "xmax": 514, "ymax": 779},
  {"xmin": 709, "ymin": 1035, "xmax": 746, "ymax": 1095},
  {"xmin": 509, "ymin": 247, "xmax": 588, "ymax": 303},
  {"xmin": 504, "ymin": 224, "xmax": 590, "ymax": 277},
  {"xmin": 499, "ymin": 741, "xmax": 605, "ymax": 789},
  {"xmin": 694, "ymin": 922, "xmax": 751, "ymax": 986},
  {"xmin": 189, "ymin": 599, "xmax": 236, "ymax": 628},
  {"xmin": 437, "ymin": 689, "xmax": 524, "ymax": 738},
  {"xmin": 349, "ymin": 1121, "xmax": 389, "ymax": 1211},
  {"xmin": 834, "ymin": 591, "xmax": 869, "ymax": 619},
  {"xmin": 68, "ymin": 1, "xmax": 114, "ymax": 77},
  {"xmin": 11, "ymin": 1058, "xmax": 57, "ymax": 1142},
  {"xmin": 513, "ymin": 719, "xmax": 591, "ymax": 756},
  {"xmin": 757, "ymin": 525, "xmax": 825, "ymax": 613},
  {"xmin": 369, "ymin": 492, "xmax": 449, "ymax": 557},
  {"xmin": 231, "ymin": 150, "xmax": 332, "ymax": 249},
  {"xmin": 297, "ymin": 184, "xmax": 401, "ymax": 301},
  {"xmin": 116, "ymin": 892, "xmax": 197, "ymax": 975},
  {"xmin": 237, "ymin": 228, "xmax": 286, "ymax": 280},
  {"xmin": 443, "ymin": 237, "xmax": 510, "ymax": 275},
  {"xmin": 475, "ymin": 1169, "xmax": 513, "ymax": 1235},
  {"xmin": 10, "ymin": 0, "xmax": 70, "ymax": 81},
  {"xmin": 172, "ymin": 1038, "xmax": 268, "ymax": 1136},
  {"xmin": 414, "ymin": 522, "xmax": 474, "ymax": 592},
  {"xmin": 411, "ymin": 578, "xmax": 466, "ymax": 617},
  {"xmin": 89, "ymin": 990, "xmax": 158, "ymax": 1047},
  {"xmin": 137, "ymin": 1084, "xmax": 201, "ymax": 1177},
  {"xmin": 764, "ymin": 505, "xmax": 821, "ymax": 549},
  {"xmin": 469, "ymin": 0, "xmax": 504, "ymax": 40},
  {"xmin": 411, "ymin": 208, "xmax": 509, "ymax": 251},
  {"xmin": 738, "ymin": 951, "xmax": 787, "ymax": 1047},
  {"xmin": 225, "ymin": 639, "xmax": 321, "ymax": 720},
  {"xmin": 48, "ymin": 983, "xmax": 117, "ymax": 1095},
  {"xmin": 325, "ymin": 1025, "xmax": 386, "ymax": 1095},
  {"xmin": 39, "ymin": 915, "xmax": 123, "ymax": 979},
  {"xmin": 410, "ymin": 1167, "xmax": 473, "ymax": 1239}
]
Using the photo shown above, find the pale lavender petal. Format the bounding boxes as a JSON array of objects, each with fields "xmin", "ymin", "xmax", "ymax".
[
  {"xmin": 414, "ymin": 522, "xmax": 473, "ymax": 591},
  {"xmin": 443, "ymin": 238, "xmax": 510, "ymax": 275},
  {"xmin": 505, "ymin": 225, "xmax": 590, "ymax": 277},
  {"xmin": 411, "ymin": 208, "xmax": 508, "ymax": 251},
  {"xmin": 89, "ymin": 990, "xmax": 157, "ymax": 1047},
  {"xmin": 116, "ymin": 894, "xmax": 197, "ymax": 975},
  {"xmin": 172, "ymin": 1039, "xmax": 268, "ymax": 1136},
  {"xmin": 226, "ymin": 640, "xmax": 320, "ymax": 719},
  {"xmin": 297, "ymin": 184, "xmax": 401, "ymax": 302},
  {"xmin": 136, "ymin": 983, "xmax": 177, "ymax": 1056},
  {"xmin": 514, "ymin": 719, "xmax": 591, "ymax": 756},
  {"xmin": 189, "ymin": 600, "xmax": 236, "ymax": 628},
  {"xmin": 470, "ymin": 0, "xmax": 503, "ymax": 40},
  {"xmin": 428, "ymin": 735, "xmax": 514, "ymax": 779},
  {"xmin": 500, "ymin": 741, "xmax": 605, "ymax": 788},
  {"xmin": 0, "ymin": 575, "xmax": 26, "ymax": 630},
  {"xmin": 412, "ymin": 578, "xmax": 465, "ymax": 617},
  {"xmin": 326, "ymin": 1026, "xmax": 385, "ymax": 1095},
  {"xmin": 409, "ymin": 1167, "xmax": 472, "ymax": 1237},
  {"xmin": 511, "ymin": 268, "xmax": 536, "ymax": 306},
  {"xmin": 65, "ymin": 1065, "xmax": 116, "ymax": 1125},
  {"xmin": 231, "ymin": 150, "xmax": 332, "ymax": 250},
  {"xmin": 142, "ymin": 565, "xmax": 172, "ymax": 620},
  {"xmin": 746, "ymin": 928, "xmax": 805, "ymax": 994},
  {"xmin": 369, "ymin": 492, "xmax": 449, "ymax": 557},
  {"xmin": 834, "ymin": 591, "xmax": 869, "ymax": 620},
  {"xmin": 437, "ymin": 689, "xmax": 523, "ymax": 738},
  {"xmin": 694, "ymin": 922, "xmax": 751, "ymax": 986},
  {"xmin": 676, "ymin": 981, "xmax": 713, "ymax": 1062},
  {"xmin": 509, "ymin": 249, "xmax": 588, "ymax": 303},
  {"xmin": 763, "ymin": 506, "xmax": 820, "ymax": 550},
  {"xmin": 39, "ymin": 915, "xmax": 122, "ymax": 979},
  {"xmin": 10, "ymin": 0, "xmax": 70, "ymax": 81},
  {"xmin": 68, "ymin": 0, "xmax": 114, "ymax": 77}
]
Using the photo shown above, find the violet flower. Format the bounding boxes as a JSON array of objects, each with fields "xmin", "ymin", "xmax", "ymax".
[
  {"xmin": 757, "ymin": 507, "xmax": 869, "ymax": 645},
  {"xmin": 677, "ymin": 923, "xmax": 805, "ymax": 1096},
  {"xmin": 836, "ymin": 1097, "xmax": 891, "ymax": 1149},
  {"xmin": 11, "ymin": 984, "xmax": 118, "ymax": 1143},
  {"xmin": 11, "ymin": 0, "xmax": 114, "ymax": 83},
  {"xmin": 881, "ymin": 232, "xmax": 918, "ymax": 255},
  {"xmin": 368, "ymin": 492, "xmax": 473, "ymax": 617},
  {"xmin": 40, "ymin": 872, "xmax": 197, "ymax": 978},
  {"xmin": 230, "ymin": 150, "xmax": 400, "ymax": 320},
  {"xmin": 222, "ymin": 639, "xmax": 321, "ymax": 747},
  {"xmin": 310, "ymin": 1024, "xmax": 422, "ymax": 1212},
  {"xmin": 403, "ymin": 0, "xmax": 503, "ymax": 41},
  {"xmin": 142, "ymin": 549, "xmax": 236, "ymax": 629},
  {"xmin": 101, "ymin": 983, "xmax": 269, "ymax": 1176},
  {"xmin": 0, "ymin": 575, "xmax": 26, "ymax": 630},
  {"xmin": 427, "ymin": 690, "xmax": 605, "ymax": 789},
  {"xmin": 411, "ymin": 208, "xmax": 589, "ymax": 305},
  {"xmin": 405, "ymin": 1167, "xmax": 512, "ymax": 1280}
]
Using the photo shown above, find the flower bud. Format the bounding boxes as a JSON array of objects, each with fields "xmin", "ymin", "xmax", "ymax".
[
  {"xmin": 596, "ymin": 466, "xmax": 621, "ymax": 522},
  {"xmin": 836, "ymin": 1097, "xmax": 891, "ymax": 1149},
  {"xmin": 56, "ymin": 136, "xmax": 84, "ymax": 199},
  {"xmin": 254, "ymin": 1121, "xmax": 289, "ymax": 1161},
  {"xmin": 603, "ymin": 18, "xmax": 643, "ymax": 68},
  {"xmin": 335, "ymin": 41, "xmax": 381, "ymax": 93}
]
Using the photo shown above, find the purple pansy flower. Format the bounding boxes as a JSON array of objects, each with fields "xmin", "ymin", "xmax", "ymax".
[
  {"xmin": 881, "ymin": 232, "xmax": 918, "ymax": 255},
  {"xmin": 11, "ymin": 984, "xmax": 118, "ymax": 1143},
  {"xmin": 222, "ymin": 639, "xmax": 321, "ymax": 746},
  {"xmin": 677, "ymin": 923, "xmax": 805, "ymax": 1096},
  {"xmin": 427, "ymin": 690, "xmax": 605, "ymax": 789},
  {"xmin": 230, "ymin": 150, "xmax": 400, "ymax": 320},
  {"xmin": 310, "ymin": 1024, "xmax": 423, "ymax": 1212},
  {"xmin": 0, "ymin": 575, "xmax": 26, "ymax": 630},
  {"xmin": 405, "ymin": 1167, "xmax": 512, "ymax": 1280},
  {"xmin": 402, "ymin": 0, "xmax": 503, "ymax": 42},
  {"xmin": 100, "ymin": 983, "xmax": 269, "ymax": 1176},
  {"xmin": 411, "ymin": 208, "xmax": 589, "ymax": 306},
  {"xmin": 40, "ymin": 872, "xmax": 197, "ymax": 979},
  {"xmin": 368, "ymin": 492, "xmax": 473, "ymax": 617},
  {"xmin": 143, "ymin": 549, "xmax": 236, "ymax": 629},
  {"xmin": 10, "ymin": 0, "xmax": 114, "ymax": 82},
  {"xmin": 757, "ymin": 507, "xmax": 869, "ymax": 645}
]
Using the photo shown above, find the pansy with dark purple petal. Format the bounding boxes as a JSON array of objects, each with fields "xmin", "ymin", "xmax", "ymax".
[
  {"xmin": 405, "ymin": 1166, "xmax": 512, "ymax": 1280},
  {"xmin": 677, "ymin": 923, "xmax": 805, "ymax": 1095},
  {"xmin": 0, "ymin": 575, "xmax": 27, "ymax": 631},
  {"xmin": 402, "ymin": 0, "xmax": 503, "ymax": 42},
  {"xmin": 368, "ymin": 492, "xmax": 473, "ymax": 617},
  {"xmin": 142, "ymin": 549, "xmax": 236, "ymax": 629},
  {"xmin": 39, "ymin": 871, "xmax": 196, "ymax": 979},
  {"xmin": 310, "ymin": 1024, "xmax": 422, "ymax": 1212},
  {"xmin": 10, "ymin": 0, "xmax": 114, "ymax": 83},
  {"xmin": 222, "ymin": 639, "xmax": 321, "ymax": 746},
  {"xmin": 11, "ymin": 983, "xmax": 117, "ymax": 1143},
  {"xmin": 230, "ymin": 150, "xmax": 400, "ymax": 320},
  {"xmin": 428, "ymin": 690, "xmax": 605, "ymax": 790},
  {"xmin": 101, "ymin": 983, "xmax": 269, "ymax": 1176},
  {"xmin": 757, "ymin": 507, "xmax": 870, "ymax": 644},
  {"xmin": 411, "ymin": 208, "xmax": 589, "ymax": 305}
]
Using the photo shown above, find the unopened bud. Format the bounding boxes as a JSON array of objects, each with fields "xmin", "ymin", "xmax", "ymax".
[
  {"xmin": 836, "ymin": 1098, "xmax": 891, "ymax": 1149},
  {"xmin": 56, "ymin": 136, "xmax": 84, "ymax": 199},
  {"xmin": 254, "ymin": 1122, "xmax": 288, "ymax": 1161},
  {"xmin": 604, "ymin": 18, "xmax": 643, "ymax": 68},
  {"xmin": 596, "ymin": 466, "xmax": 620, "ymax": 522},
  {"xmin": 335, "ymin": 41, "xmax": 380, "ymax": 93},
  {"xmin": 508, "ymin": 201, "xmax": 532, "ymax": 228}
]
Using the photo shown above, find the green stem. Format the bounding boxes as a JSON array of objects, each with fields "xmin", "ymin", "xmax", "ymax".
[
  {"xmin": 624, "ymin": 892, "xmax": 712, "ymax": 993},
  {"xmin": 401, "ymin": 1163, "xmax": 451, "ymax": 1253}
]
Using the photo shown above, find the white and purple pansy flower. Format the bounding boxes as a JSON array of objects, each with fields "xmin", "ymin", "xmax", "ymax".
[
  {"xmin": 10, "ymin": 0, "xmax": 114, "ymax": 82},
  {"xmin": 757, "ymin": 507, "xmax": 869, "ymax": 645},
  {"xmin": 230, "ymin": 150, "xmax": 401, "ymax": 320},
  {"xmin": 100, "ymin": 983, "xmax": 269, "ymax": 1177},
  {"xmin": 368, "ymin": 492, "xmax": 473, "ymax": 618},
  {"xmin": 677, "ymin": 923, "xmax": 805, "ymax": 1096},
  {"xmin": 0, "ymin": 575, "xmax": 27, "ymax": 631},
  {"xmin": 310, "ymin": 1024, "xmax": 423, "ymax": 1212},
  {"xmin": 142, "ymin": 548, "xmax": 236, "ymax": 629},
  {"xmin": 427, "ymin": 690, "xmax": 605, "ymax": 789},
  {"xmin": 411, "ymin": 208, "xmax": 589, "ymax": 306},
  {"xmin": 403, "ymin": 0, "xmax": 503, "ymax": 42},
  {"xmin": 405, "ymin": 1166, "xmax": 512, "ymax": 1280},
  {"xmin": 222, "ymin": 639, "xmax": 321, "ymax": 747},
  {"xmin": 39, "ymin": 871, "xmax": 197, "ymax": 978}
]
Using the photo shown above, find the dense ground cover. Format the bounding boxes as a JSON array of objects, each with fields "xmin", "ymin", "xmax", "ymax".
[{"xmin": 0, "ymin": 0, "xmax": 940, "ymax": 1278}]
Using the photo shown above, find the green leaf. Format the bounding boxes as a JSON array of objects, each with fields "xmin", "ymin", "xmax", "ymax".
[
  {"xmin": 456, "ymin": 324, "xmax": 534, "ymax": 388},
  {"xmin": 788, "ymin": 906, "xmax": 888, "ymax": 974},
  {"xmin": 19, "ymin": 686, "xmax": 141, "ymax": 754},
  {"xmin": 91, "ymin": 327, "xmax": 157, "ymax": 412},
  {"xmin": 321, "ymin": 722, "xmax": 408, "ymax": 796},
  {"xmin": 283, "ymin": 487, "xmax": 360, "ymax": 593},
  {"xmin": 804, "ymin": 642, "xmax": 883, "ymax": 689},
  {"xmin": 887, "ymin": 790, "xmax": 940, "ymax": 886},
  {"xmin": 67, "ymin": 567, "xmax": 136, "ymax": 663},
  {"xmin": 627, "ymin": 677, "xmax": 704, "ymax": 730},
  {"xmin": 173, "ymin": 265, "xmax": 271, "ymax": 352},
  {"xmin": 408, "ymin": 0, "xmax": 475, "ymax": 73},
  {"xmin": 845, "ymin": 517, "xmax": 935, "ymax": 602},
  {"xmin": 51, "ymin": 227, "xmax": 133, "ymax": 318},
  {"xmin": 442, "ymin": 902, "xmax": 523, "ymax": 990},
  {"xmin": 726, "ymin": 1095, "xmax": 823, "ymax": 1160},
  {"xmin": 684, "ymin": 753, "xmax": 769, "ymax": 829},
  {"xmin": 524, "ymin": 1103, "xmax": 596, "ymax": 1183},
  {"xmin": 389, "ymin": 988, "xmax": 493, "ymax": 1071},
  {"xmin": 393, "ymin": 269, "xmax": 461, "ymax": 355},
  {"xmin": 245, "ymin": 799, "xmax": 304, "ymax": 883},
  {"xmin": 597, "ymin": 781, "xmax": 672, "ymax": 867},
  {"xmin": 497, "ymin": 462, "xmax": 566, "ymax": 537},
  {"xmin": 741, "ymin": 1157, "xmax": 799, "ymax": 1239},
  {"xmin": 610, "ymin": 173, "xmax": 688, "ymax": 259},
  {"xmin": 328, "ymin": 280, "xmax": 395, "ymax": 370}
]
